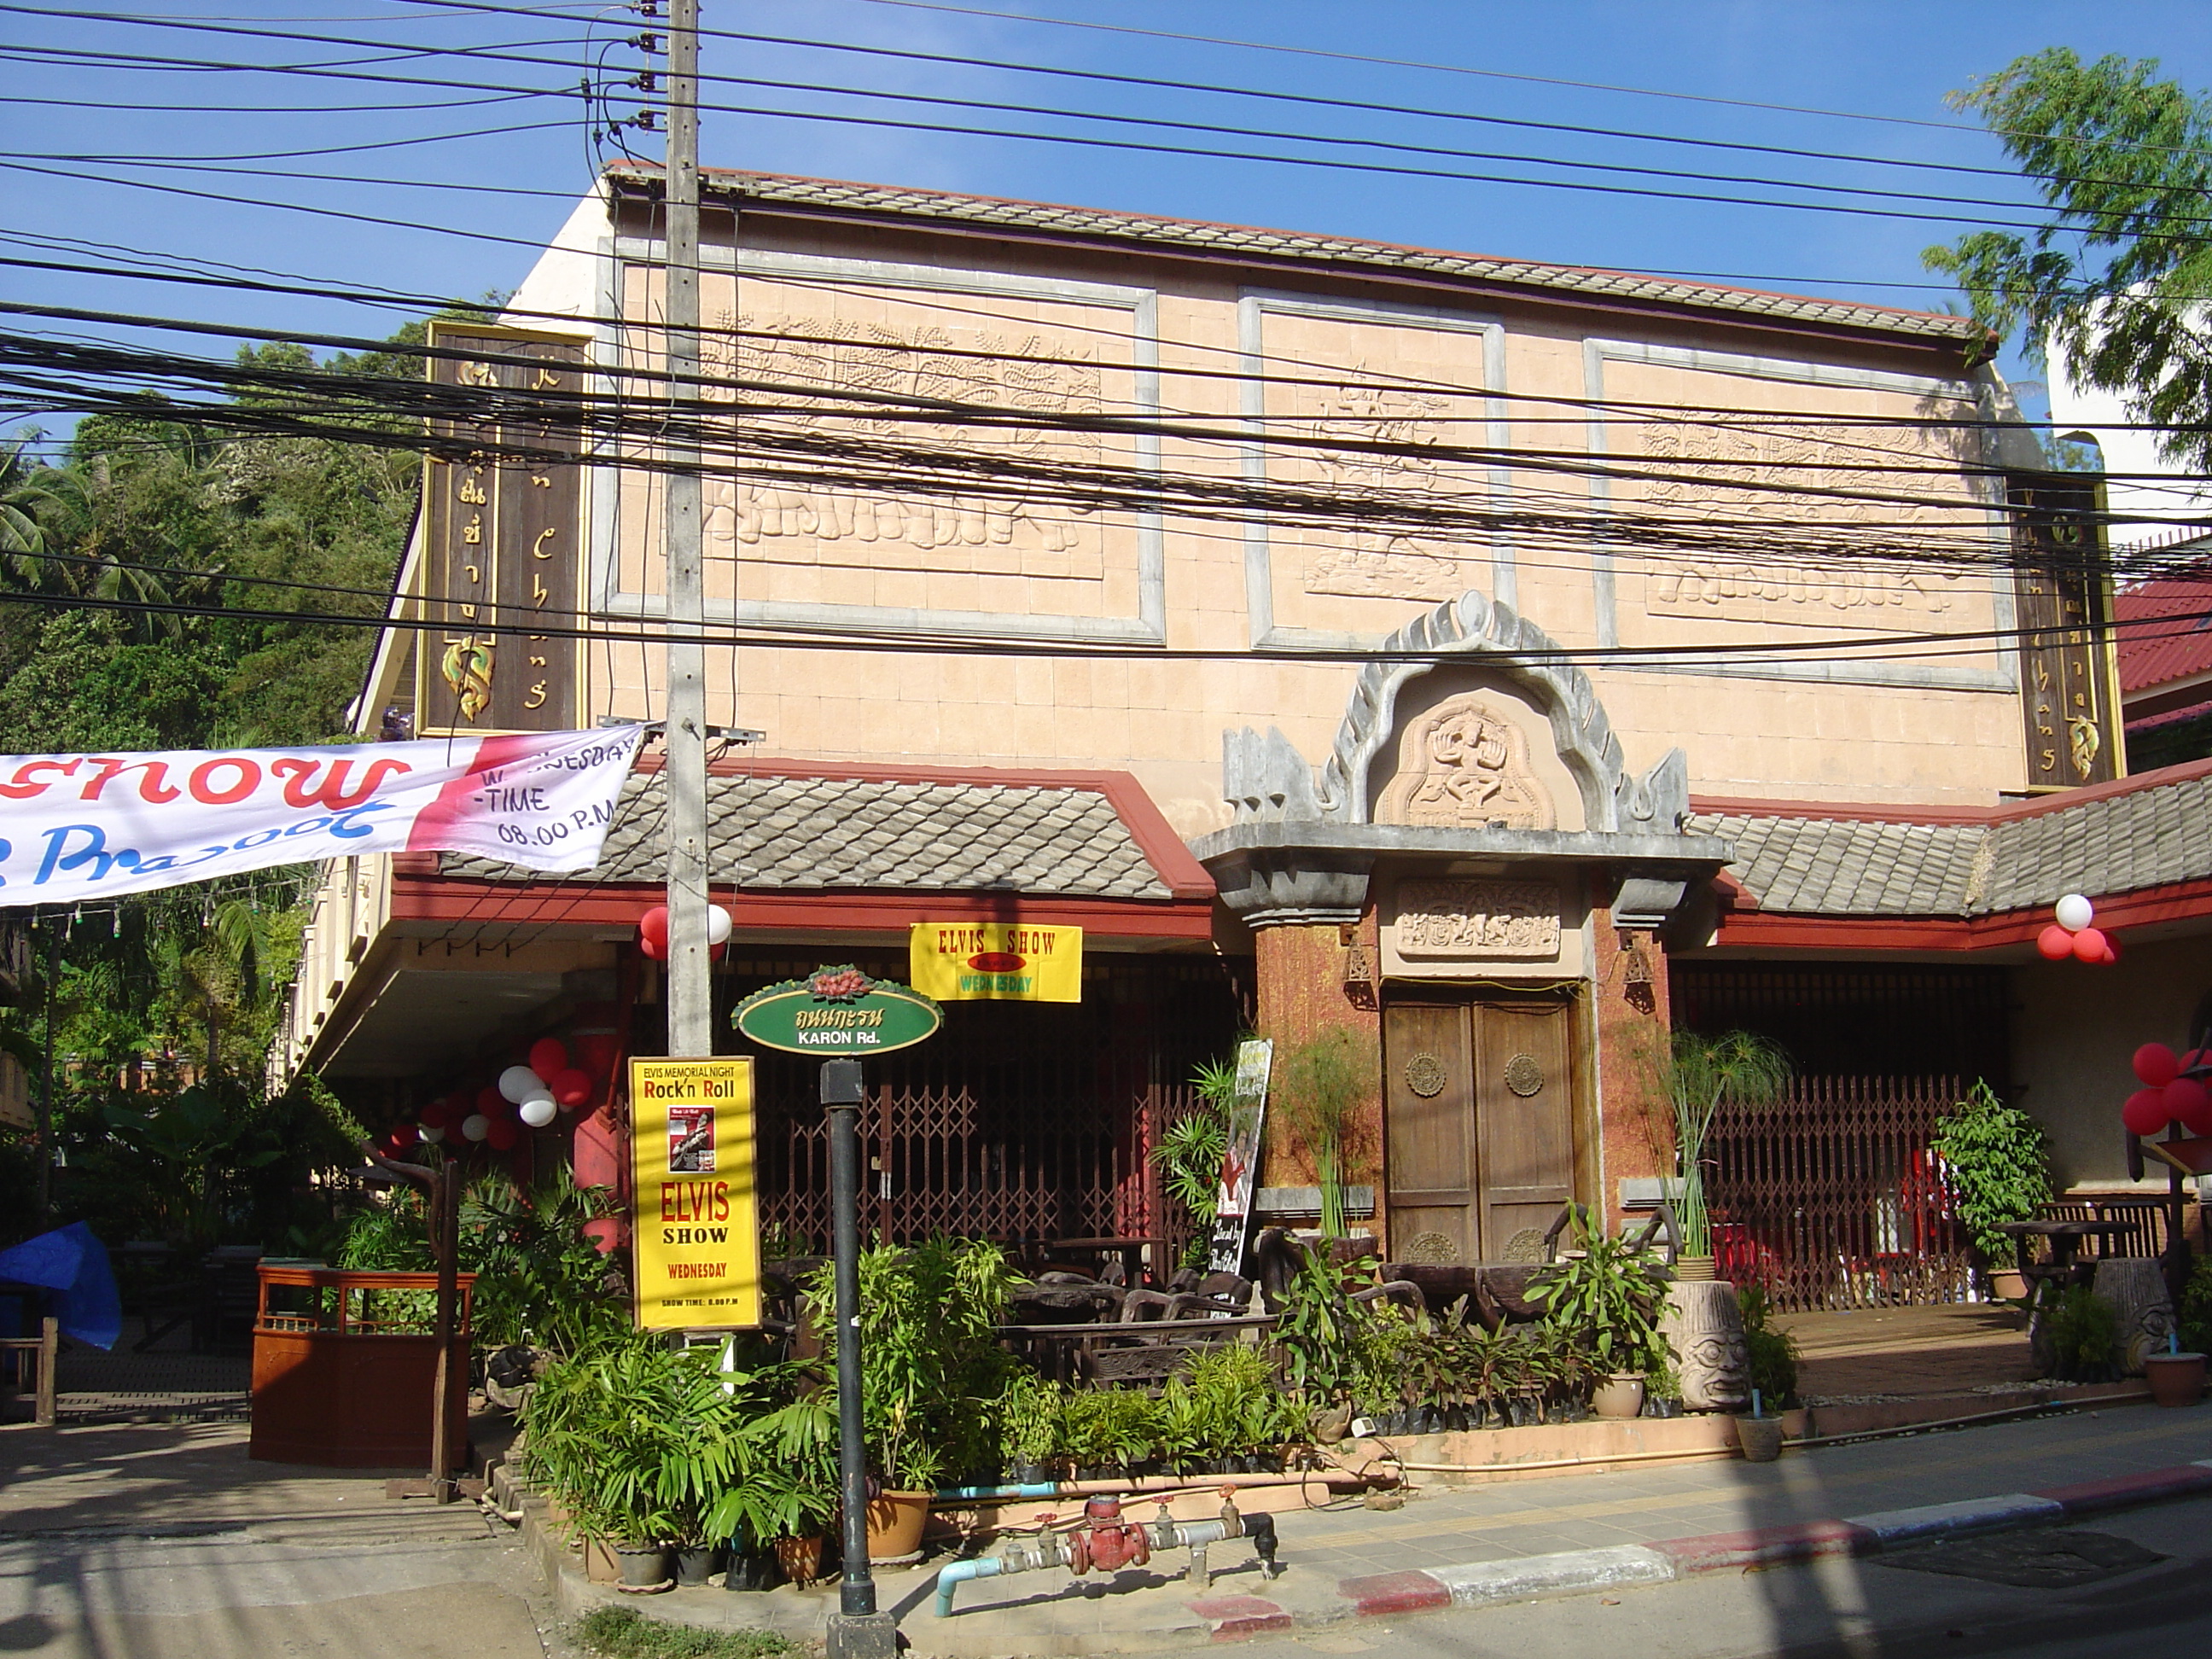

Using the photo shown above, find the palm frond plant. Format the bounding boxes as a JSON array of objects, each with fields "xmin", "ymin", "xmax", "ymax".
[
  {"xmin": 1528, "ymin": 1207, "xmax": 1674, "ymax": 1386},
  {"xmin": 1659, "ymin": 1031, "xmax": 1792, "ymax": 1262}
]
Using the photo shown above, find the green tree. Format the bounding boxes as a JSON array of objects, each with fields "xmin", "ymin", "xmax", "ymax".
[{"xmin": 1924, "ymin": 49, "xmax": 2212, "ymax": 469}]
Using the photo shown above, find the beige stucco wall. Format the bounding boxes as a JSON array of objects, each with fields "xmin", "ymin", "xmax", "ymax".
[
  {"xmin": 513, "ymin": 207, "xmax": 2029, "ymax": 829},
  {"xmin": 2011, "ymin": 935, "xmax": 2212, "ymax": 1191}
]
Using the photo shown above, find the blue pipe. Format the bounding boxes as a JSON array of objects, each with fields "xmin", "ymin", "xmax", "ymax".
[
  {"xmin": 934, "ymin": 1556, "xmax": 1003, "ymax": 1616},
  {"xmin": 933, "ymin": 1481, "xmax": 1059, "ymax": 1501}
]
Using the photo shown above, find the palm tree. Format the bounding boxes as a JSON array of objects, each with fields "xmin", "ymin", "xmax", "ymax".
[{"xmin": 1662, "ymin": 1030, "xmax": 1792, "ymax": 1263}]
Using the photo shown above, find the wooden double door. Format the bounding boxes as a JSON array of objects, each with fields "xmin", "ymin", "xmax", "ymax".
[{"xmin": 1382, "ymin": 993, "xmax": 1581, "ymax": 1264}]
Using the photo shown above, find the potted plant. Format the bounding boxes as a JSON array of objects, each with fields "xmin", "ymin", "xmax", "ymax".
[
  {"xmin": 1930, "ymin": 1081, "xmax": 2052, "ymax": 1301},
  {"xmin": 806, "ymin": 1238, "xmax": 1016, "ymax": 1561},
  {"xmin": 708, "ymin": 1382, "xmax": 840, "ymax": 1592},
  {"xmin": 1658, "ymin": 1031, "xmax": 1792, "ymax": 1278},
  {"xmin": 996, "ymin": 1371, "xmax": 1065, "ymax": 1484},
  {"xmin": 520, "ymin": 1334, "xmax": 746, "ymax": 1590},
  {"xmin": 1528, "ymin": 1207, "xmax": 1672, "ymax": 1419},
  {"xmin": 1275, "ymin": 1030, "xmax": 1371, "ymax": 1239},
  {"xmin": 1152, "ymin": 1057, "xmax": 1237, "ymax": 1270}
]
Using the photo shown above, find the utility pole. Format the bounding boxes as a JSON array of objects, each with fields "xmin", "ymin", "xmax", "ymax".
[{"xmin": 661, "ymin": 0, "xmax": 711, "ymax": 1064}]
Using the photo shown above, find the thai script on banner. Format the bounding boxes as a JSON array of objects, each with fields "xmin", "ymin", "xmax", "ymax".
[
  {"xmin": 0, "ymin": 727, "xmax": 643, "ymax": 905},
  {"xmin": 907, "ymin": 922, "xmax": 1082, "ymax": 1002}
]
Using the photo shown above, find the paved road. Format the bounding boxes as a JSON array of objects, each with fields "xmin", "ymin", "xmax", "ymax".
[
  {"xmin": 0, "ymin": 1421, "xmax": 565, "ymax": 1658},
  {"xmin": 1234, "ymin": 1493, "xmax": 2212, "ymax": 1659}
]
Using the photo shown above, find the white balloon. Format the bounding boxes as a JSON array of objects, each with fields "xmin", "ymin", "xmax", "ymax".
[
  {"xmin": 418, "ymin": 1125, "xmax": 446, "ymax": 1144},
  {"xmin": 707, "ymin": 904, "xmax": 734, "ymax": 945},
  {"xmin": 460, "ymin": 1113, "xmax": 491, "ymax": 1142},
  {"xmin": 498, "ymin": 1065, "xmax": 544, "ymax": 1104},
  {"xmin": 2055, "ymin": 893, "xmax": 2095, "ymax": 933},
  {"xmin": 519, "ymin": 1096, "xmax": 558, "ymax": 1128}
]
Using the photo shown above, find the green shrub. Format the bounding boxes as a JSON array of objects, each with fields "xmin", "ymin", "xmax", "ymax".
[
  {"xmin": 2180, "ymin": 1256, "xmax": 2212, "ymax": 1354},
  {"xmin": 1528, "ymin": 1208, "xmax": 1673, "ymax": 1379},
  {"xmin": 1931, "ymin": 1081, "xmax": 2052, "ymax": 1266},
  {"xmin": 2042, "ymin": 1286, "xmax": 2120, "ymax": 1382},
  {"xmin": 1737, "ymin": 1284, "xmax": 1801, "ymax": 1410}
]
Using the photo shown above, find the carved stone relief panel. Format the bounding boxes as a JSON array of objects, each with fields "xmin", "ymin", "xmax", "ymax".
[
  {"xmin": 1374, "ymin": 694, "xmax": 1555, "ymax": 830},
  {"xmin": 1394, "ymin": 878, "xmax": 1562, "ymax": 959}
]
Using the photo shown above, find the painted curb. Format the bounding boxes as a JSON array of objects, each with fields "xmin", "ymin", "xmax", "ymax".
[
  {"xmin": 1320, "ymin": 1462, "xmax": 2212, "ymax": 1635},
  {"xmin": 1842, "ymin": 1493, "xmax": 2064, "ymax": 1543}
]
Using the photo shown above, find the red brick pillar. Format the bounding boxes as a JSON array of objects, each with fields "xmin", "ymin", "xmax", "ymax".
[
  {"xmin": 1252, "ymin": 916, "xmax": 1384, "ymax": 1234},
  {"xmin": 1591, "ymin": 911, "xmax": 1674, "ymax": 1232}
]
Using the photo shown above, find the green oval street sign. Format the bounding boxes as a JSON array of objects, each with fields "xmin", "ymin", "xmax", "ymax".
[{"xmin": 732, "ymin": 964, "xmax": 943, "ymax": 1056}]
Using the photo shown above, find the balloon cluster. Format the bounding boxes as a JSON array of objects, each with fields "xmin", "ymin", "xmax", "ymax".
[
  {"xmin": 381, "ymin": 1033, "xmax": 610, "ymax": 1156},
  {"xmin": 2035, "ymin": 893, "xmax": 2119, "ymax": 964},
  {"xmin": 637, "ymin": 903, "xmax": 734, "ymax": 960},
  {"xmin": 2122, "ymin": 1043, "xmax": 2212, "ymax": 1138}
]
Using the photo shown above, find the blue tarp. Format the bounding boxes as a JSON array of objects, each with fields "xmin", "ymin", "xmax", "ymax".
[{"xmin": 0, "ymin": 1222, "xmax": 120, "ymax": 1350}]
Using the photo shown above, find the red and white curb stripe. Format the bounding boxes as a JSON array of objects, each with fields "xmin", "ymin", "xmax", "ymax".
[{"xmin": 1289, "ymin": 1463, "xmax": 2212, "ymax": 1638}]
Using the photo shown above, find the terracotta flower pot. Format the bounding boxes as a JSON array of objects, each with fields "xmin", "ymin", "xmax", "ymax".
[
  {"xmin": 1735, "ymin": 1415, "xmax": 1784, "ymax": 1464},
  {"xmin": 1591, "ymin": 1373, "xmax": 1646, "ymax": 1420},
  {"xmin": 1674, "ymin": 1255, "xmax": 1717, "ymax": 1283},
  {"xmin": 864, "ymin": 1490, "xmax": 932, "ymax": 1563},
  {"xmin": 772, "ymin": 1534, "xmax": 825, "ymax": 1587},
  {"xmin": 2145, "ymin": 1351, "xmax": 2206, "ymax": 1407},
  {"xmin": 1987, "ymin": 1269, "xmax": 2029, "ymax": 1302}
]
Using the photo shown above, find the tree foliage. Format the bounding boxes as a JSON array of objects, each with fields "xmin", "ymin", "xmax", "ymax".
[{"xmin": 1924, "ymin": 49, "xmax": 2212, "ymax": 469}]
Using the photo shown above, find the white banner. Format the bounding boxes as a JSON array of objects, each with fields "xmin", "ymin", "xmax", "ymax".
[{"xmin": 0, "ymin": 727, "xmax": 643, "ymax": 906}]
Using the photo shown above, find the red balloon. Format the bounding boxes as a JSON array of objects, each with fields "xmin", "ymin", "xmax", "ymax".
[
  {"xmin": 485, "ymin": 1117, "xmax": 520, "ymax": 1151},
  {"xmin": 2124, "ymin": 1088, "xmax": 2172, "ymax": 1137},
  {"xmin": 2133, "ymin": 1044, "xmax": 2181, "ymax": 1088},
  {"xmin": 573, "ymin": 1032, "xmax": 620, "ymax": 1077},
  {"xmin": 2184, "ymin": 1092, "xmax": 2212, "ymax": 1137},
  {"xmin": 2185, "ymin": 1049, "xmax": 2206, "ymax": 1075},
  {"xmin": 2104, "ymin": 933, "xmax": 2123, "ymax": 963},
  {"xmin": 419, "ymin": 1101, "xmax": 450, "ymax": 1130},
  {"xmin": 2036, "ymin": 924, "xmax": 2075, "ymax": 961},
  {"xmin": 2073, "ymin": 927, "xmax": 2111, "ymax": 963},
  {"xmin": 390, "ymin": 1122, "xmax": 419, "ymax": 1147},
  {"xmin": 528, "ymin": 1037, "xmax": 570, "ymax": 1078},
  {"xmin": 475, "ymin": 1085, "xmax": 504, "ymax": 1115},
  {"xmin": 2166, "ymin": 1076, "xmax": 2209, "ymax": 1124},
  {"xmin": 549, "ymin": 1067, "xmax": 594, "ymax": 1109},
  {"xmin": 639, "ymin": 905, "xmax": 670, "ymax": 958}
]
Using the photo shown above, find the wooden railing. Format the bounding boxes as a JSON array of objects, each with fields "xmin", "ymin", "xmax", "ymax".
[{"xmin": 1705, "ymin": 1074, "xmax": 1971, "ymax": 1313}]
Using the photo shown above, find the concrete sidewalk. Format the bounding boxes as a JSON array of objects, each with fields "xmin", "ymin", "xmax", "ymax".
[{"xmin": 544, "ymin": 1395, "xmax": 2212, "ymax": 1656}]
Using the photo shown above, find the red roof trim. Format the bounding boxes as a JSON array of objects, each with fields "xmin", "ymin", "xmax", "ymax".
[{"xmin": 1710, "ymin": 874, "xmax": 2212, "ymax": 952}]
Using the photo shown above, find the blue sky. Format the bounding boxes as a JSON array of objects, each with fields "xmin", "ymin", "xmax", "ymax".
[{"xmin": 3, "ymin": 0, "xmax": 2209, "ymax": 427}]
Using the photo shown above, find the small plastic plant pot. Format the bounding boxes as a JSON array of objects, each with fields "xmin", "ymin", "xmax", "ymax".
[
  {"xmin": 613, "ymin": 1543, "xmax": 670, "ymax": 1588},
  {"xmin": 2145, "ymin": 1351, "xmax": 2206, "ymax": 1407},
  {"xmin": 1736, "ymin": 1414, "xmax": 1785, "ymax": 1463}
]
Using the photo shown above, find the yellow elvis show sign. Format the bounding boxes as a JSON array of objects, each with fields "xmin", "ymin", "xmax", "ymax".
[
  {"xmin": 908, "ymin": 923, "xmax": 1082, "ymax": 1002},
  {"xmin": 627, "ymin": 1056, "xmax": 760, "ymax": 1329}
]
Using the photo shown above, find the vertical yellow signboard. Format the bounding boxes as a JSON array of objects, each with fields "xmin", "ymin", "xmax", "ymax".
[{"xmin": 628, "ymin": 1057, "xmax": 761, "ymax": 1330}]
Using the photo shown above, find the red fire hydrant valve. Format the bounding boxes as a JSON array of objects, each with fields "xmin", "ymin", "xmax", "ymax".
[{"xmin": 1066, "ymin": 1493, "xmax": 1152, "ymax": 1575}]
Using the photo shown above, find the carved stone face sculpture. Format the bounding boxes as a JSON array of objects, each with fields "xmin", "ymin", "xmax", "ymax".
[{"xmin": 1661, "ymin": 1279, "xmax": 1750, "ymax": 1411}]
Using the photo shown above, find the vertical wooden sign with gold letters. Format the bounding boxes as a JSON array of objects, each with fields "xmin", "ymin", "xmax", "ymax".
[
  {"xmin": 418, "ymin": 323, "xmax": 588, "ymax": 735},
  {"xmin": 2009, "ymin": 474, "xmax": 2121, "ymax": 789}
]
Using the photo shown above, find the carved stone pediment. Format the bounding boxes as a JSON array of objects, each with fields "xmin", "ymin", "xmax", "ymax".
[
  {"xmin": 1395, "ymin": 878, "xmax": 1561, "ymax": 959},
  {"xmin": 1375, "ymin": 695, "xmax": 1555, "ymax": 831}
]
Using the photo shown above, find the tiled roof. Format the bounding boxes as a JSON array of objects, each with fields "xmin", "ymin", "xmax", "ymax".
[
  {"xmin": 441, "ymin": 771, "xmax": 1178, "ymax": 899},
  {"xmin": 2117, "ymin": 567, "xmax": 2212, "ymax": 696},
  {"xmin": 607, "ymin": 165, "xmax": 1984, "ymax": 346},
  {"xmin": 1691, "ymin": 764, "xmax": 2212, "ymax": 917}
]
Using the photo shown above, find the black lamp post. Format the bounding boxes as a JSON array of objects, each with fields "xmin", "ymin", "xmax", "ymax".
[{"xmin": 822, "ymin": 1057, "xmax": 896, "ymax": 1659}]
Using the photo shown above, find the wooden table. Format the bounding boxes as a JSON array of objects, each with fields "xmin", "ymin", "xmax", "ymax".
[
  {"xmin": 1992, "ymin": 1220, "xmax": 2137, "ymax": 1292},
  {"xmin": 1043, "ymin": 1236, "xmax": 1169, "ymax": 1286}
]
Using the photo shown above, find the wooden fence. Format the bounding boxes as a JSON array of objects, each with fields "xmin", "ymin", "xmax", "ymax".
[{"xmin": 1704, "ymin": 1075, "xmax": 1972, "ymax": 1313}]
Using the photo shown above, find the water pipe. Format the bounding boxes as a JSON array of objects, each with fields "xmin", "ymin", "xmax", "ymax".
[
  {"xmin": 932, "ymin": 1470, "xmax": 1360, "ymax": 1505},
  {"xmin": 934, "ymin": 1494, "xmax": 1281, "ymax": 1616}
]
